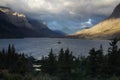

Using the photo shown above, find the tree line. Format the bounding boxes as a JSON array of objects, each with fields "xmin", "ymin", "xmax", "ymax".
[
  {"xmin": 0, "ymin": 39, "xmax": 120, "ymax": 80},
  {"xmin": 0, "ymin": 44, "xmax": 34, "ymax": 75},
  {"xmin": 39, "ymin": 39, "xmax": 120, "ymax": 80}
]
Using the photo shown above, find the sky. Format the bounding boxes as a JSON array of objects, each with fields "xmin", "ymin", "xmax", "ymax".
[{"xmin": 0, "ymin": 0, "xmax": 120, "ymax": 34}]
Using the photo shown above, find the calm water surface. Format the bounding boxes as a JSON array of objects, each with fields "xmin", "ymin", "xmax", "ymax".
[{"xmin": 0, "ymin": 38, "xmax": 116, "ymax": 59}]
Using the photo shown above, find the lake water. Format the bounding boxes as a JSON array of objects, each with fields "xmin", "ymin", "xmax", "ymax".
[{"xmin": 0, "ymin": 38, "xmax": 117, "ymax": 59}]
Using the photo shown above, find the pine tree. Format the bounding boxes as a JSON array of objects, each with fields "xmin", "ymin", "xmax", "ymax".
[
  {"xmin": 96, "ymin": 45, "xmax": 104, "ymax": 76},
  {"xmin": 58, "ymin": 48, "xmax": 65, "ymax": 73},
  {"xmin": 58, "ymin": 48, "xmax": 65, "ymax": 63},
  {"xmin": 64, "ymin": 48, "xmax": 71, "ymax": 73},
  {"xmin": 86, "ymin": 45, "xmax": 105, "ymax": 76},
  {"xmin": 11, "ymin": 44, "xmax": 15, "ymax": 54},
  {"xmin": 107, "ymin": 38, "xmax": 119, "ymax": 75},
  {"xmin": 47, "ymin": 49, "xmax": 57, "ymax": 75},
  {"xmin": 0, "ymin": 50, "xmax": 3, "ymax": 69},
  {"xmin": 41, "ymin": 56, "xmax": 46, "ymax": 73},
  {"xmin": 86, "ymin": 48, "xmax": 98, "ymax": 76},
  {"xmin": 0, "ymin": 45, "xmax": 33, "ymax": 74}
]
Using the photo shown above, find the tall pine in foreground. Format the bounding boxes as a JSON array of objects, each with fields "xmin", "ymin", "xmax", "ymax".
[
  {"xmin": 87, "ymin": 48, "xmax": 97, "ymax": 76},
  {"xmin": 0, "ymin": 44, "xmax": 33, "ymax": 74},
  {"xmin": 58, "ymin": 48, "xmax": 65, "ymax": 73},
  {"xmin": 107, "ymin": 38, "xmax": 120, "ymax": 75},
  {"xmin": 47, "ymin": 49, "xmax": 57, "ymax": 75},
  {"xmin": 86, "ymin": 45, "xmax": 104, "ymax": 77}
]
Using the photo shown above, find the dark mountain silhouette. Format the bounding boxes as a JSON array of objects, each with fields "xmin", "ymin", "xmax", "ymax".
[
  {"xmin": 0, "ymin": 7, "xmax": 65, "ymax": 38},
  {"xmin": 27, "ymin": 18, "xmax": 65, "ymax": 37},
  {"xmin": 109, "ymin": 3, "xmax": 120, "ymax": 18}
]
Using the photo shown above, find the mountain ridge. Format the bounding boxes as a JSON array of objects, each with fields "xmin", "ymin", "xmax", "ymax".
[
  {"xmin": 0, "ymin": 7, "xmax": 65, "ymax": 38},
  {"xmin": 72, "ymin": 3, "xmax": 120, "ymax": 39}
]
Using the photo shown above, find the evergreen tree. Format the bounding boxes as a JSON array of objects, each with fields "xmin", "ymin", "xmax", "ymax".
[
  {"xmin": 47, "ymin": 49, "xmax": 57, "ymax": 75},
  {"xmin": 87, "ymin": 48, "xmax": 98, "ymax": 76},
  {"xmin": 11, "ymin": 44, "xmax": 15, "ymax": 54},
  {"xmin": 86, "ymin": 45, "xmax": 104, "ymax": 76},
  {"xmin": 58, "ymin": 48, "xmax": 65, "ymax": 73},
  {"xmin": 96, "ymin": 45, "xmax": 104, "ymax": 76},
  {"xmin": 41, "ymin": 56, "xmax": 49, "ymax": 73},
  {"xmin": 107, "ymin": 38, "xmax": 120, "ymax": 75},
  {"xmin": 0, "ymin": 50, "xmax": 3, "ymax": 69},
  {"xmin": 0, "ymin": 44, "xmax": 33, "ymax": 74},
  {"xmin": 58, "ymin": 48, "xmax": 65, "ymax": 63},
  {"xmin": 64, "ymin": 48, "xmax": 71, "ymax": 74},
  {"xmin": 8, "ymin": 44, "xmax": 12, "ymax": 54}
]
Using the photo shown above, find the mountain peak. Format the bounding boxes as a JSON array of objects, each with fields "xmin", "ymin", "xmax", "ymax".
[
  {"xmin": 0, "ymin": 6, "xmax": 25, "ymax": 18},
  {"xmin": 109, "ymin": 3, "xmax": 120, "ymax": 18},
  {"xmin": 72, "ymin": 4, "xmax": 120, "ymax": 39},
  {"xmin": 0, "ymin": 6, "xmax": 11, "ymax": 13},
  {"xmin": 0, "ymin": 7, "xmax": 65, "ymax": 38}
]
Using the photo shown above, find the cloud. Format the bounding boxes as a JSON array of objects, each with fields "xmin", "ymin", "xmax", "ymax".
[
  {"xmin": 0, "ymin": 0, "xmax": 120, "ymax": 34},
  {"xmin": 0, "ymin": 0, "xmax": 119, "ymax": 16},
  {"xmin": 81, "ymin": 19, "xmax": 93, "ymax": 28}
]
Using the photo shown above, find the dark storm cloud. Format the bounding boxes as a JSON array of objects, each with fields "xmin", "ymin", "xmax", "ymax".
[
  {"xmin": 0, "ymin": 0, "xmax": 119, "ymax": 17},
  {"xmin": 0, "ymin": 0, "xmax": 119, "ymax": 34}
]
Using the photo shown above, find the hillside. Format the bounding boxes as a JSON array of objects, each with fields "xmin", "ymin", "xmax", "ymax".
[
  {"xmin": 0, "ymin": 7, "xmax": 64, "ymax": 38},
  {"xmin": 72, "ymin": 4, "xmax": 120, "ymax": 39}
]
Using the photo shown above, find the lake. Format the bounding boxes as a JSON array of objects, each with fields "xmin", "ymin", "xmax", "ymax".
[{"xmin": 0, "ymin": 38, "xmax": 116, "ymax": 59}]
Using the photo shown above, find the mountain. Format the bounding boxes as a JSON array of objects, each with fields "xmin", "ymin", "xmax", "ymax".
[
  {"xmin": 72, "ymin": 4, "xmax": 120, "ymax": 39},
  {"xmin": 0, "ymin": 7, "xmax": 64, "ymax": 38},
  {"xmin": 27, "ymin": 18, "xmax": 65, "ymax": 37},
  {"xmin": 109, "ymin": 4, "xmax": 120, "ymax": 18}
]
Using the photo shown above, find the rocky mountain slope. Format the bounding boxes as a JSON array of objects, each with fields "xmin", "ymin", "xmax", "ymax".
[
  {"xmin": 72, "ymin": 4, "xmax": 120, "ymax": 39},
  {"xmin": 0, "ymin": 7, "xmax": 64, "ymax": 38},
  {"xmin": 28, "ymin": 18, "xmax": 65, "ymax": 37}
]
